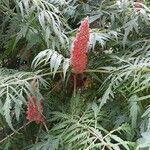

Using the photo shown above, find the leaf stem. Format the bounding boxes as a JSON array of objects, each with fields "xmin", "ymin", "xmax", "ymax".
[
  {"xmin": 43, "ymin": 122, "xmax": 49, "ymax": 133},
  {"xmin": 35, "ymin": 124, "xmax": 42, "ymax": 143},
  {"xmin": 85, "ymin": 69, "xmax": 110, "ymax": 73},
  {"xmin": 0, "ymin": 121, "xmax": 31, "ymax": 144},
  {"xmin": 0, "ymin": 69, "xmax": 109, "ymax": 88},
  {"xmin": 74, "ymin": 74, "xmax": 77, "ymax": 97}
]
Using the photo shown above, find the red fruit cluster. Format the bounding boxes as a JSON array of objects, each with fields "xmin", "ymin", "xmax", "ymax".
[
  {"xmin": 133, "ymin": 3, "xmax": 142, "ymax": 11},
  {"xmin": 26, "ymin": 96, "xmax": 44, "ymax": 124},
  {"xmin": 70, "ymin": 17, "xmax": 90, "ymax": 74},
  {"xmin": 133, "ymin": 0, "xmax": 144, "ymax": 12}
]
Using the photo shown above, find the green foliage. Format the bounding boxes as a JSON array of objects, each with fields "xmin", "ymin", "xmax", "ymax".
[
  {"xmin": 32, "ymin": 49, "xmax": 70, "ymax": 78},
  {"xmin": 29, "ymin": 101, "xmax": 135, "ymax": 150},
  {"xmin": 0, "ymin": 0, "xmax": 150, "ymax": 149}
]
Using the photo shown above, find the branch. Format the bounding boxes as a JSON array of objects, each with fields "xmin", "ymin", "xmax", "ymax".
[{"xmin": 0, "ymin": 121, "xmax": 31, "ymax": 144}]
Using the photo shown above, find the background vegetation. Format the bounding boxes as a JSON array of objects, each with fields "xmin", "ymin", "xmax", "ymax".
[{"xmin": 0, "ymin": 0, "xmax": 150, "ymax": 149}]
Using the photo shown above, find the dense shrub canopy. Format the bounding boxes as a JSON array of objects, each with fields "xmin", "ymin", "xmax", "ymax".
[{"xmin": 0, "ymin": 0, "xmax": 150, "ymax": 149}]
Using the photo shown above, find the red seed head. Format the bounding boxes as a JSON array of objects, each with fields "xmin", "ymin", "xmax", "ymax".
[
  {"xmin": 26, "ymin": 96, "xmax": 44, "ymax": 124},
  {"xmin": 70, "ymin": 17, "xmax": 90, "ymax": 74}
]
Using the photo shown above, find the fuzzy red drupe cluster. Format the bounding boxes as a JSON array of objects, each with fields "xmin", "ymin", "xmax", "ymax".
[
  {"xmin": 70, "ymin": 17, "xmax": 90, "ymax": 74},
  {"xmin": 26, "ymin": 96, "xmax": 44, "ymax": 124}
]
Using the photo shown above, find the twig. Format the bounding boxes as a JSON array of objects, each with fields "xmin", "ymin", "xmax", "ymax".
[
  {"xmin": 0, "ymin": 69, "xmax": 110, "ymax": 88},
  {"xmin": 85, "ymin": 138, "xmax": 97, "ymax": 150},
  {"xmin": 43, "ymin": 122, "xmax": 49, "ymax": 133},
  {"xmin": 85, "ymin": 69, "xmax": 110, "ymax": 73},
  {"xmin": 86, "ymin": 126, "xmax": 113, "ymax": 150},
  {"xmin": 73, "ymin": 74, "xmax": 77, "ymax": 97},
  {"xmin": 48, "ymin": 79, "xmax": 62, "ymax": 95},
  {"xmin": 35, "ymin": 124, "xmax": 42, "ymax": 144},
  {"xmin": 102, "ymin": 127, "xmax": 121, "ymax": 140},
  {"xmin": 0, "ymin": 71, "xmax": 63, "ymax": 88},
  {"xmin": 0, "ymin": 121, "xmax": 31, "ymax": 144},
  {"xmin": 79, "ymin": 124, "xmax": 112, "ymax": 150}
]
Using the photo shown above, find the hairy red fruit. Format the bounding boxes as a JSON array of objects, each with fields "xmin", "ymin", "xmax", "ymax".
[
  {"xmin": 26, "ymin": 96, "xmax": 44, "ymax": 124},
  {"xmin": 133, "ymin": 0, "xmax": 144, "ymax": 12},
  {"xmin": 70, "ymin": 17, "xmax": 90, "ymax": 74},
  {"xmin": 133, "ymin": 2, "xmax": 142, "ymax": 11}
]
